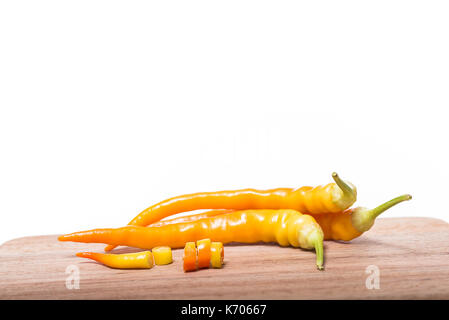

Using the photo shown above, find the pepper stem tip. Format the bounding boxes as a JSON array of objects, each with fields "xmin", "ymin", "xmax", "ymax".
[{"xmin": 331, "ymin": 172, "xmax": 357, "ymax": 209}]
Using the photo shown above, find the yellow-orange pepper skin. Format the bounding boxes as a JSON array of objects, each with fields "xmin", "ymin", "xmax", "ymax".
[
  {"xmin": 312, "ymin": 211, "xmax": 362, "ymax": 241},
  {"xmin": 76, "ymin": 251, "xmax": 154, "ymax": 269},
  {"xmin": 60, "ymin": 209, "xmax": 325, "ymax": 270},
  {"xmin": 149, "ymin": 209, "xmax": 231, "ymax": 228}
]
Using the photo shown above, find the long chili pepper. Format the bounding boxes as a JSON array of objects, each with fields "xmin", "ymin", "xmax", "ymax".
[
  {"xmin": 76, "ymin": 251, "xmax": 154, "ymax": 269},
  {"xmin": 147, "ymin": 194, "xmax": 412, "ymax": 242},
  {"xmin": 105, "ymin": 172, "xmax": 355, "ymax": 251},
  {"xmin": 60, "ymin": 209, "xmax": 325, "ymax": 270},
  {"xmin": 312, "ymin": 194, "xmax": 412, "ymax": 241}
]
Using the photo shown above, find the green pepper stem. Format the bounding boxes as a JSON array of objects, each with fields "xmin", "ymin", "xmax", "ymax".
[
  {"xmin": 314, "ymin": 241, "xmax": 324, "ymax": 271},
  {"xmin": 332, "ymin": 172, "xmax": 356, "ymax": 200},
  {"xmin": 352, "ymin": 194, "xmax": 412, "ymax": 233},
  {"xmin": 368, "ymin": 194, "xmax": 412, "ymax": 220}
]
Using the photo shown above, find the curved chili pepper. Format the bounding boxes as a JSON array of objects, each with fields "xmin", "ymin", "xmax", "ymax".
[
  {"xmin": 60, "ymin": 209, "xmax": 325, "ymax": 270},
  {"xmin": 76, "ymin": 251, "xmax": 154, "ymax": 269},
  {"xmin": 105, "ymin": 172, "xmax": 355, "ymax": 252}
]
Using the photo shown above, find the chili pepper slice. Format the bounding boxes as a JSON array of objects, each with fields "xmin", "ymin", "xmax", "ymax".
[
  {"xmin": 210, "ymin": 242, "xmax": 224, "ymax": 268},
  {"xmin": 196, "ymin": 238, "xmax": 211, "ymax": 269},
  {"xmin": 152, "ymin": 246, "xmax": 173, "ymax": 265},
  {"xmin": 183, "ymin": 242, "xmax": 197, "ymax": 272}
]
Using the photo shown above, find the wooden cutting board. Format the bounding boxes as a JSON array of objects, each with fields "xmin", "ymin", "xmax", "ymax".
[{"xmin": 1, "ymin": 217, "xmax": 448, "ymax": 300}]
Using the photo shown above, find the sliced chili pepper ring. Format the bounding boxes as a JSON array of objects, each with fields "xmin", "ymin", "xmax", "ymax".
[
  {"xmin": 196, "ymin": 238, "xmax": 211, "ymax": 269},
  {"xmin": 210, "ymin": 242, "xmax": 224, "ymax": 268},
  {"xmin": 152, "ymin": 246, "xmax": 173, "ymax": 265},
  {"xmin": 183, "ymin": 242, "xmax": 197, "ymax": 272}
]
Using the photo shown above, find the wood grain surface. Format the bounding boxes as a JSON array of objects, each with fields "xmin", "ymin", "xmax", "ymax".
[{"xmin": 1, "ymin": 217, "xmax": 448, "ymax": 300}]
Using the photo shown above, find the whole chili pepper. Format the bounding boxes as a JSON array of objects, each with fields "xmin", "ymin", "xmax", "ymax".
[
  {"xmin": 142, "ymin": 194, "xmax": 412, "ymax": 241},
  {"xmin": 105, "ymin": 172, "xmax": 355, "ymax": 251},
  {"xmin": 59, "ymin": 209, "xmax": 325, "ymax": 270}
]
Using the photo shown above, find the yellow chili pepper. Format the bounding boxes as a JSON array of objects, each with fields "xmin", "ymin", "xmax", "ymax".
[
  {"xmin": 60, "ymin": 209, "xmax": 325, "ymax": 270},
  {"xmin": 152, "ymin": 246, "xmax": 173, "ymax": 265},
  {"xmin": 210, "ymin": 242, "xmax": 224, "ymax": 268},
  {"xmin": 105, "ymin": 172, "xmax": 355, "ymax": 251},
  {"xmin": 76, "ymin": 251, "xmax": 154, "ymax": 269}
]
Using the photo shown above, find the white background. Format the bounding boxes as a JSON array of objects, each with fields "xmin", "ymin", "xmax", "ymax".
[{"xmin": 1, "ymin": 1, "xmax": 448, "ymax": 245}]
